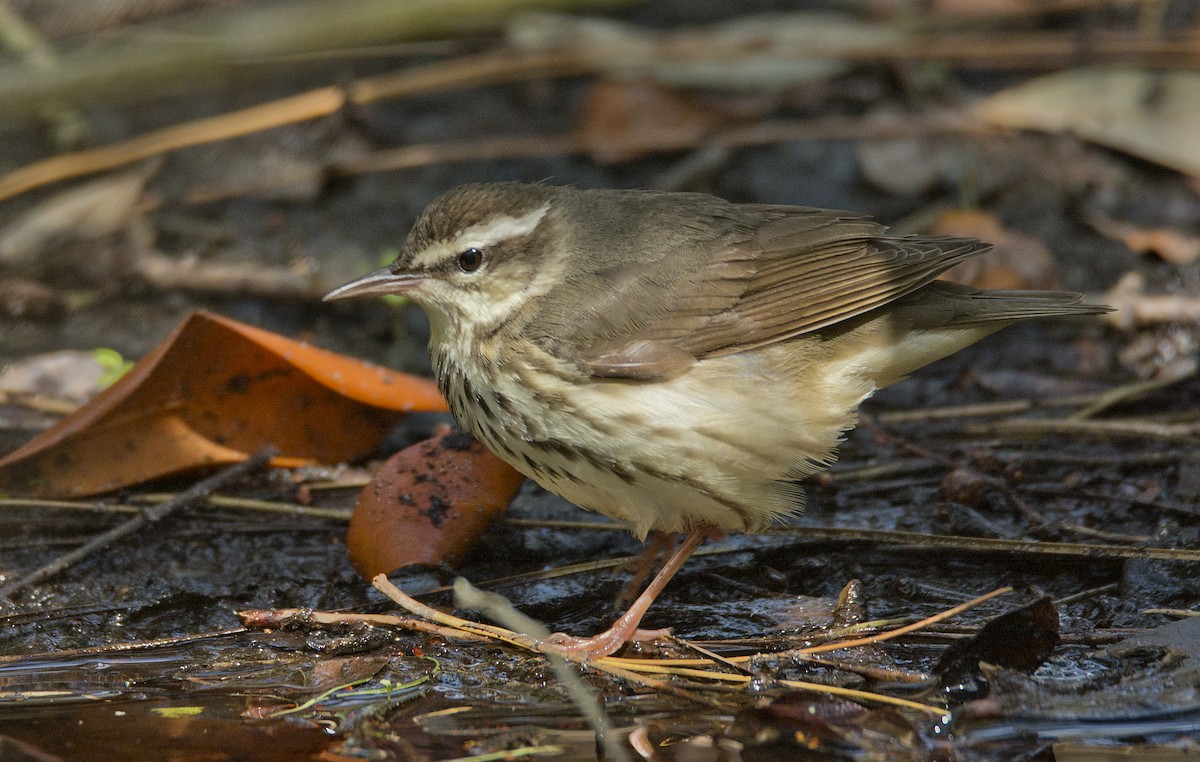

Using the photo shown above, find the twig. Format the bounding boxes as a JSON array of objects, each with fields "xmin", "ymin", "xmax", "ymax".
[
  {"xmin": 797, "ymin": 586, "xmax": 1013, "ymax": 655},
  {"xmin": 373, "ymin": 576, "xmax": 941, "ymax": 714},
  {"xmin": 502, "ymin": 518, "xmax": 1200, "ymax": 562},
  {"xmin": 238, "ymin": 607, "xmax": 492, "ymax": 642},
  {"xmin": 757, "ymin": 525, "xmax": 1200, "ymax": 563},
  {"xmin": 1055, "ymin": 524, "xmax": 1151, "ymax": 544},
  {"xmin": 0, "ymin": 497, "xmax": 138, "ymax": 514},
  {"xmin": 0, "ymin": 48, "xmax": 588, "ymax": 203},
  {"xmin": 825, "ymin": 457, "xmax": 940, "ymax": 483},
  {"xmin": 0, "ymin": 493, "xmax": 351, "ymax": 521},
  {"xmin": 1019, "ymin": 485, "xmax": 1200, "ymax": 519},
  {"xmin": 876, "ymin": 396, "xmax": 1089, "ymax": 424},
  {"xmin": 1054, "ymin": 582, "xmax": 1119, "ymax": 606},
  {"xmin": 0, "ymin": 628, "xmax": 247, "ymax": 665},
  {"xmin": 973, "ymin": 417, "xmax": 1200, "ymax": 442},
  {"xmin": 136, "ymin": 493, "xmax": 352, "ymax": 521},
  {"xmin": 0, "ymin": 449, "xmax": 275, "ymax": 597},
  {"xmin": 783, "ymin": 652, "xmax": 932, "ymax": 683},
  {"xmin": 858, "ymin": 412, "xmax": 1048, "ymax": 526},
  {"xmin": 1070, "ymin": 369, "xmax": 1196, "ymax": 420},
  {"xmin": 994, "ymin": 450, "xmax": 1190, "ymax": 467},
  {"xmin": 372, "ymin": 574, "xmax": 726, "ymax": 708}
]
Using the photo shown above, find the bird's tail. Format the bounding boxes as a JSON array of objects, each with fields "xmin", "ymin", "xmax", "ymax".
[{"xmin": 931, "ymin": 281, "xmax": 1113, "ymax": 325}]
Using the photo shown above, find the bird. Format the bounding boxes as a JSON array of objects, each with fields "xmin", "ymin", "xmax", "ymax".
[{"xmin": 325, "ymin": 182, "xmax": 1108, "ymax": 656}]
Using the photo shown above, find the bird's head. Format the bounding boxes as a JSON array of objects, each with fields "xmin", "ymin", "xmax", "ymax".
[{"xmin": 324, "ymin": 182, "xmax": 564, "ymax": 335}]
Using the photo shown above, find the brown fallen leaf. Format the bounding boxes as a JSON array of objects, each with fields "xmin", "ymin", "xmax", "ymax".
[
  {"xmin": 0, "ymin": 311, "xmax": 447, "ymax": 497},
  {"xmin": 0, "ymin": 277, "xmax": 64, "ymax": 319},
  {"xmin": 1086, "ymin": 212, "xmax": 1200, "ymax": 266},
  {"xmin": 579, "ymin": 79, "xmax": 725, "ymax": 164},
  {"xmin": 0, "ymin": 161, "xmax": 159, "ymax": 267},
  {"xmin": 346, "ymin": 431, "xmax": 525, "ymax": 579},
  {"xmin": 931, "ymin": 208, "xmax": 1061, "ymax": 290},
  {"xmin": 934, "ymin": 595, "xmax": 1060, "ymax": 683},
  {"xmin": 974, "ymin": 68, "xmax": 1200, "ymax": 179},
  {"xmin": 0, "ymin": 350, "xmax": 111, "ymax": 404}
]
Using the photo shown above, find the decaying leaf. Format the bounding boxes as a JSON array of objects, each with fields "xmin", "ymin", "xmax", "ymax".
[
  {"xmin": 975, "ymin": 69, "xmax": 1200, "ymax": 179},
  {"xmin": 346, "ymin": 431, "xmax": 524, "ymax": 579},
  {"xmin": 963, "ymin": 617, "xmax": 1200, "ymax": 746},
  {"xmin": 935, "ymin": 595, "xmax": 1060, "ymax": 683},
  {"xmin": 0, "ymin": 161, "xmax": 159, "ymax": 267},
  {"xmin": 0, "ymin": 311, "xmax": 446, "ymax": 497},
  {"xmin": 736, "ymin": 693, "xmax": 928, "ymax": 758},
  {"xmin": 510, "ymin": 12, "xmax": 907, "ymax": 91},
  {"xmin": 932, "ymin": 208, "xmax": 1061, "ymax": 290},
  {"xmin": 579, "ymin": 79, "xmax": 726, "ymax": 164},
  {"xmin": 0, "ymin": 350, "xmax": 112, "ymax": 404},
  {"xmin": 1086, "ymin": 212, "xmax": 1200, "ymax": 266}
]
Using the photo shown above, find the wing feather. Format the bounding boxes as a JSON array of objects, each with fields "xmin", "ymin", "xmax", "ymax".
[{"xmin": 528, "ymin": 193, "xmax": 992, "ymax": 380}]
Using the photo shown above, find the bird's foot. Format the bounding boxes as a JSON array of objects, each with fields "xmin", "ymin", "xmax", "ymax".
[
  {"xmin": 544, "ymin": 624, "xmax": 672, "ymax": 658},
  {"xmin": 539, "ymin": 528, "xmax": 709, "ymax": 658}
]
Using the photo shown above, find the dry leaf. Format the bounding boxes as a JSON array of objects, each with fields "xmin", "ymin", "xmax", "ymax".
[
  {"xmin": 931, "ymin": 208, "xmax": 1061, "ymax": 290},
  {"xmin": 510, "ymin": 12, "xmax": 906, "ymax": 91},
  {"xmin": 580, "ymin": 79, "xmax": 724, "ymax": 164},
  {"xmin": 1086, "ymin": 213, "xmax": 1200, "ymax": 265},
  {"xmin": 0, "ymin": 350, "xmax": 110, "ymax": 403},
  {"xmin": 975, "ymin": 69, "xmax": 1200, "ymax": 178},
  {"xmin": 0, "ymin": 277, "xmax": 63, "ymax": 319},
  {"xmin": 0, "ymin": 311, "xmax": 446, "ymax": 497},
  {"xmin": 0, "ymin": 162, "xmax": 158, "ymax": 266}
]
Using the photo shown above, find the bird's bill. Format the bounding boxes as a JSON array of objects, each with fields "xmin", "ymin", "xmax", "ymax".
[{"xmin": 323, "ymin": 267, "xmax": 423, "ymax": 302}]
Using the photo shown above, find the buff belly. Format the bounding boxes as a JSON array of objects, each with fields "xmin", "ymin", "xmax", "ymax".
[{"xmin": 443, "ymin": 339, "xmax": 874, "ymax": 539}]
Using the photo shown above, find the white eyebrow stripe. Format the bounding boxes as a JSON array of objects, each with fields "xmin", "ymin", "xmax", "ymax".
[{"xmin": 409, "ymin": 203, "xmax": 550, "ymax": 269}]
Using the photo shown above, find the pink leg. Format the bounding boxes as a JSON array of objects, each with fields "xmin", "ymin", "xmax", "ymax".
[
  {"xmin": 547, "ymin": 529, "xmax": 707, "ymax": 658},
  {"xmin": 614, "ymin": 531, "xmax": 674, "ymax": 609}
]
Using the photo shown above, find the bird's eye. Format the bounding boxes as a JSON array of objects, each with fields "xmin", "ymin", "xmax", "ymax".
[{"xmin": 457, "ymin": 247, "xmax": 484, "ymax": 273}]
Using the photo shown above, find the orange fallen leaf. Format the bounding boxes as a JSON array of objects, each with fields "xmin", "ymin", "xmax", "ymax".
[
  {"xmin": 346, "ymin": 432, "xmax": 525, "ymax": 579},
  {"xmin": 0, "ymin": 311, "xmax": 446, "ymax": 497}
]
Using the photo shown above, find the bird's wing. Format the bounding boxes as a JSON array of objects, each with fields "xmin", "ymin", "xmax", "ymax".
[{"xmin": 532, "ymin": 205, "xmax": 990, "ymax": 381}]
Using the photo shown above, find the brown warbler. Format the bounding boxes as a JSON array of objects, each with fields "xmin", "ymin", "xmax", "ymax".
[{"xmin": 325, "ymin": 182, "xmax": 1108, "ymax": 655}]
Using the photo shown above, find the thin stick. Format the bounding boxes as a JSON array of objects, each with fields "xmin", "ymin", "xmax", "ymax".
[
  {"xmin": 453, "ymin": 579, "xmax": 633, "ymax": 762},
  {"xmin": 0, "ymin": 494, "xmax": 352, "ymax": 521},
  {"xmin": 373, "ymin": 575, "xmax": 725, "ymax": 707},
  {"xmin": 758, "ymin": 526, "xmax": 1200, "ymax": 563},
  {"xmin": 238, "ymin": 607, "xmax": 492, "ymax": 642},
  {"xmin": 0, "ymin": 449, "xmax": 274, "ymax": 597},
  {"xmin": 0, "ymin": 627, "xmax": 247, "ymax": 664},
  {"xmin": 501, "ymin": 519, "xmax": 1200, "ymax": 562},
  {"xmin": 974, "ymin": 417, "xmax": 1200, "ymax": 442},
  {"xmin": 797, "ymin": 586, "xmax": 1012, "ymax": 655},
  {"xmin": 0, "ymin": 48, "xmax": 583, "ymax": 202}
]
